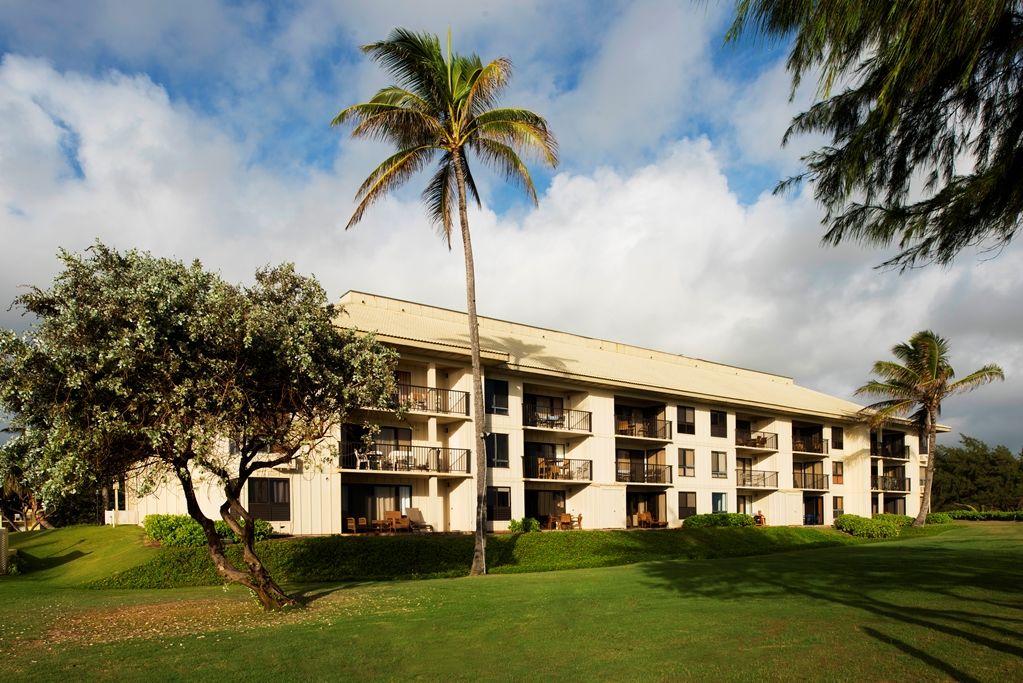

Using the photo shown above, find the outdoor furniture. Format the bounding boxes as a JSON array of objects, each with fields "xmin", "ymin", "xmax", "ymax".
[
  {"xmin": 357, "ymin": 516, "xmax": 369, "ymax": 533},
  {"xmin": 384, "ymin": 510, "xmax": 411, "ymax": 532},
  {"xmin": 574, "ymin": 514, "xmax": 583, "ymax": 530},
  {"xmin": 559, "ymin": 513, "xmax": 574, "ymax": 530},
  {"xmin": 546, "ymin": 515, "xmax": 559, "ymax": 530},
  {"xmin": 354, "ymin": 451, "xmax": 370, "ymax": 470},
  {"xmin": 346, "ymin": 516, "xmax": 358, "ymax": 534},
  {"xmin": 637, "ymin": 511, "xmax": 652, "ymax": 528},
  {"xmin": 390, "ymin": 450, "xmax": 413, "ymax": 470},
  {"xmin": 406, "ymin": 507, "xmax": 434, "ymax": 532}
]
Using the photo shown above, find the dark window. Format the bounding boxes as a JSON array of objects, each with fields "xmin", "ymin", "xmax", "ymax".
[
  {"xmin": 486, "ymin": 486, "xmax": 512, "ymax": 521},
  {"xmin": 919, "ymin": 431, "xmax": 929, "ymax": 454},
  {"xmin": 712, "ymin": 492, "xmax": 727, "ymax": 513},
  {"xmin": 832, "ymin": 461, "xmax": 844, "ymax": 485},
  {"xmin": 677, "ymin": 406, "xmax": 696, "ymax": 435},
  {"xmin": 394, "ymin": 370, "xmax": 412, "ymax": 386},
  {"xmin": 679, "ymin": 448, "xmax": 695, "ymax": 477},
  {"xmin": 679, "ymin": 492, "xmax": 697, "ymax": 519},
  {"xmin": 832, "ymin": 426, "xmax": 844, "ymax": 450},
  {"xmin": 485, "ymin": 433, "xmax": 509, "ymax": 468},
  {"xmin": 485, "ymin": 378, "xmax": 509, "ymax": 415},
  {"xmin": 833, "ymin": 495, "xmax": 844, "ymax": 518},
  {"xmin": 248, "ymin": 478, "xmax": 290, "ymax": 521},
  {"xmin": 710, "ymin": 410, "xmax": 727, "ymax": 438},
  {"xmin": 711, "ymin": 451, "xmax": 727, "ymax": 478}
]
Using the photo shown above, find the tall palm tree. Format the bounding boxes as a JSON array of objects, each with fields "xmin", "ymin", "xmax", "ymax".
[
  {"xmin": 857, "ymin": 330, "xmax": 1003, "ymax": 526},
  {"xmin": 332, "ymin": 29, "xmax": 558, "ymax": 574}
]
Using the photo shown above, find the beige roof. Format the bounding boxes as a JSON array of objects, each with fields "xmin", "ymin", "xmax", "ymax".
[{"xmin": 338, "ymin": 291, "xmax": 868, "ymax": 421}]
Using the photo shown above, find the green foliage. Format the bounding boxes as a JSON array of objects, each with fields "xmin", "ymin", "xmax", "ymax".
[
  {"xmin": 873, "ymin": 513, "xmax": 914, "ymax": 528},
  {"xmin": 729, "ymin": 0, "xmax": 1023, "ymax": 269},
  {"xmin": 932, "ymin": 435, "xmax": 1023, "ymax": 511},
  {"xmin": 4, "ymin": 549, "xmax": 23, "ymax": 576},
  {"xmin": 948, "ymin": 510, "xmax": 1023, "ymax": 521},
  {"xmin": 143, "ymin": 514, "xmax": 273, "ymax": 547},
  {"xmin": 834, "ymin": 514, "xmax": 901, "ymax": 539},
  {"xmin": 682, "ymin": 513, "xmax": 755, "ymax": 528},
  {"xmin": 508, "ymin": 517, "xmax": 541, "ymax": 533},
  {"xmin": 926, "ymin": 512, "xmax": 953, "ymax": 524}
]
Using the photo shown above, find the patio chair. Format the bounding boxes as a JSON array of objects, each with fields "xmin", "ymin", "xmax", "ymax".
[
  {"xmin": 406, "ymin": 507, "xmax": 434, "ymax": 533},
  {"xmin": 384, "ymin": 510, "xmax": 411, "ymax": 532},
  {"xmin": 354, "ymin": 451, "xmax": 370, "ymax": 470},
  {"xmin": 559, "ymin": 513, "xmax": 574, "ymax": 530},
  {"xmin": 346, "ymin": 516, "xmax": 358, "ymax": 534},
  {"xmin": 636, "ymin": 511, "xmax": 652, "ymax": 528},
  {"xmin": 574, "ymin": 514, "xmax": 583, "ymax": 530},
  {"xmin": 357, "ymin": 516, "xmax": 369, "ymax": 533}
]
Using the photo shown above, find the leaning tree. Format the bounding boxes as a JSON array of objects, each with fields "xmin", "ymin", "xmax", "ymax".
[
  {"xmin": 856, "ymin": 330, "xmax": 1004, "ymax": 526},
  {"xmin": 0, "ymin": 243, "xmax": 396, "ymax": 608},
  {"xmin": 333, "ymin": 29, "xmax": 558, "ymax": 575}
]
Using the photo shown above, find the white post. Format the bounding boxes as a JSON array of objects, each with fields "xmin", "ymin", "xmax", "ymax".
[{"xmin": 112, "ymin": 481, "xmax": 120, "ymax": 528}]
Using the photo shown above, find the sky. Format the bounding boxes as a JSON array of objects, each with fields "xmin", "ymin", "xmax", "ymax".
[{"xmin": 0, "ymin": 0, "xmax": 1019, "ymax": 451}]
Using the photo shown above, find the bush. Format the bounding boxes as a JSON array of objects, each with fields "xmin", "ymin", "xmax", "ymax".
[
  {"xmin": 948, "ymin": 510, "xmax": 1023, "ymax": 521},
  {"xmin": 143, "ymin": 514, "xmax": 274, "ymax": 547},
  {"xmin": 834, "ymin": 514, "xmax": 900, "ymax": 539},
  {"xmin": 508, "ymin": 517, "xmax": 542, "ymax": 533},
  {"xmin": 873, "ymin": 513, "xmax": 914, "ymax": 527},
  {"xmin": 682, "ymin": 513, "xmax": 755, "ymax": 528},
  {"xmin": 926, "ymin": 512, "xmax": 953, "ymax": 524}
]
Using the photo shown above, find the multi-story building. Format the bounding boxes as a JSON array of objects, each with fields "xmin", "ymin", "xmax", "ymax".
[{"xmin": 130, "ymin": 291, "xmax": 929, "ymax": 532}]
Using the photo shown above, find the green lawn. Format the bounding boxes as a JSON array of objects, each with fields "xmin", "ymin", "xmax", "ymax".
[{"xmin": 3, "ymin": 522, "xmax": 1022, "ymax": 681}]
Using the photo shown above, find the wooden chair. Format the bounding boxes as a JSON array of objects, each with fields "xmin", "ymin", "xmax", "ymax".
[
  {"xmin": 346, "ymin": 516, "xmax": 358, "ymax": 534},
  {"xmin": 574, "ymin": 514, "xmax": 583, "ymax": 530},
  {"xmin": 384, "ymin": 510, "xmax": 411, "ymax": 532},
  {"xmin": 559, "ymin": 513, "xmax": 574, "ymax": 530},
  {"xmin": 357, "ymin": 516, "xmax": 369, "ymax": 533},
  {"xmin": 636, "ymin": 511, "xmax": 652, "ymax": 528},
  {"xmin": 406, "ymin": 507, "xmax": 434, "ymax": 532}
]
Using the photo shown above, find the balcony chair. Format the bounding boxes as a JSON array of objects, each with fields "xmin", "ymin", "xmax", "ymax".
[
  {"xmin": 346, "ymin": 516, "xmax": 358, "ymax": 534},
  {"xmin": 406, "ymin": 507, "xmax": 434, "ymax": 533},
  {"xmin": 354, "ymin": 451, "xmax": 370, "ymax": 470}
]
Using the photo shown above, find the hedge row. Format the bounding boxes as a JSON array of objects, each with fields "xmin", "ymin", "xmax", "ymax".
[
  {"xmin": 834, "ymin": 514, "xmax": 901, "ymax": 539},
  {"xmin": 682, "ymin": 513, "xmax": 755, "ymax": 528},
  {"xmin": 948, "ymin": 510, "xmax": 1023, "ymax": 521},
  {"xmin": 872, "ymin": 513, "xmax": 914, "ymax": 528},
  {"xmin": 143, "ymin": 514, "xmax": 274, "ymax": 547}
]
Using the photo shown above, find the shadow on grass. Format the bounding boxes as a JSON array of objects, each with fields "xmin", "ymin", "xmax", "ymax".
[
  {"xmin": 638, "ymin": 532, "xmax": 1023, "ymax": 678},
  {"xmin": 19, "ymin": 549, "xmax": 88, "ymax": 572}
]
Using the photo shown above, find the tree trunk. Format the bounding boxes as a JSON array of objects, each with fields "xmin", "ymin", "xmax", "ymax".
[
  {"xmin": 220, "ymin": 498, "xmax": 296, "ymax": 609},
  {"xmin": 100, "ymin": 485, "xmax": 110, "ymax": 526},
  {"xmin": 452, "ymin": 151, "xmax": 488, "ymax": 576},
  {"xmin": 912, "ymin": 406, "xmax": 939, "ymax": 527},
  {"xmin": 175, "ymin": 466, "xmax": 293, "ymax": 609}
]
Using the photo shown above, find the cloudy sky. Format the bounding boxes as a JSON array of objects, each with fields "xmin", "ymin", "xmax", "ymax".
[{"xmin": 1, "ymin": 1, "xmax": 1019, "ymax": 450}]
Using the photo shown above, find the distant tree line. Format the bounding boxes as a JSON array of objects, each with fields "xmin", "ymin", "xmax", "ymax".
[{"xmin": 932, "ymin": 436, "xmax": 1023, "ymax": 512}]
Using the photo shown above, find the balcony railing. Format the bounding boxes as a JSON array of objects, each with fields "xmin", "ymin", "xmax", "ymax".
[
  {"xmin": 340, "ymin": 443, "xmax": 470, "ymax": 474},
  {"xmin": 793, "ymin": 436, "xmax": 829, "ymax": 454},
  {"xmin": 523, "ymin": 406, "xmax": 592, "ymax": 432},
  {"xmin": 390, "ymin": 383, "xmax": 469, "ymax": 416},
  {"xmin": 872, "ymin": 443, "xmax": 911, "ymax": 459},
  {"xmin": 614, "ymin": 418, "xmax": 672, "ymax": 440},
  {"xmin": 616, "ymin": 462, "xmax": 672, "ymax": 484},
  {"xmin": 736, "ymin": 469, "xmax": 779, "ymax": 488},
  {"xmin": 736, "ymin": 431, "xmax": 779, "ymax": 450},
  {"xmin": 872, "ymin": 475, "xmax": 911, "ymax": 492},
  {"xmin": 793, "ymin": 472, "xmax": 830, "ymax": 490},
  {"xmin": 523, "ymin": 457, "xmax": 592, "ymax": 481}
]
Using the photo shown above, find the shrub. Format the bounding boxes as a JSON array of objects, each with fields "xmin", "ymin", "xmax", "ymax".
[
  {"xmin": 143, "ymin": 514, "xmax": 274, "ymax": 547},
  {"xmin": 873, "ymin": 513, "xmax": 914, "ymax": 527},
  {"xmin": 682, "ymin": 513, "xmax": 755, "ymax": 528},
  {"xmin": 507, "ymin": 517, "xmax": 542, "ymax": 533},
  {"xmin": 926, "ymin": 512, "xmax": 953, "ymax": 524},
  {"xmin": 834, "ymin": 514, "xmax": 900, "ymax": 539}
]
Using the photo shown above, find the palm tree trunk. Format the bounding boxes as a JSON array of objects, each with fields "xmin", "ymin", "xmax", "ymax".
[
  {"xmin": 913, "ymin": 405, "xmax": 938, "ymax": 527},
  {"xmin": 452, "ymin": 152, "xmax": 488, "ymax": 576}
]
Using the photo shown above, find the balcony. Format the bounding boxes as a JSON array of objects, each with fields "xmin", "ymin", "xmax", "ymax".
[
  {"xmin": 523, "ymin": 457, "xmax": 592, "ymax": 481},
  {"xmin": 793, "ymin": 472, "xmax": 830, "ymax": 490},
  {"xmin": 523, "ymin": 406, "xmax": 592, "ymax": 432},
  {"xmin": 735, "ymin": 431, "xmax": 779, "ymax": 450},
  {"xmin": 339, "ymin": 443, "xmax": 470, "ymax": 474},
  {"xmin": 616, "ymin": 463, "xmax": 672, "ymax": 484},
  {"xmin": 614, "ymin": 418, "xmax": 672, "ymax": 440},
  {"xmin": 736, "ymin": 469, "xmax": 779, "ymax": 488},
  {"xmin": 872, "ymin": 443, "xmax": 911, "ymax": 460},
  {"xmin": 872, "ymin": 475, "xmax": 911, "ymax": 492},
  {"xmin": 793, "ymin": 437, "xmax": 829, "ymax": 455},
  {"xmin": 388, "ymin": 383, "xmax": 470, "ymax": 417}
]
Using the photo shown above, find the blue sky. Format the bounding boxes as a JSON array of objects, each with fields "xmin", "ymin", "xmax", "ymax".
[{"xmin": 1, "ymin": 0, "xmax": 1020, "ymax": 450}]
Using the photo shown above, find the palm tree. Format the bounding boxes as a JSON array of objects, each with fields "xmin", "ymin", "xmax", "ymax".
[
  {"xmin": 856, "ymin": 330, "xmax": 1003, "ymax": 526},
  {"xmin": 332, "ymin": 29, "xmax": 558, "ymax": 574}
]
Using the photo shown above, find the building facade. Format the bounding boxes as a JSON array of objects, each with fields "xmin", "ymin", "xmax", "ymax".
[{"xmin": 130, "ymin": 291, "xmax": 927, "ymax": 533}]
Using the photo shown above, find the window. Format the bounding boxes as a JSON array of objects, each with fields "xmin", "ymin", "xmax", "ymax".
[
  {"xmin": 710, "ymin": 410, "xmax": 727, "ymax": 438},
  {"xmin": 679, "ymin": 492, "xmax": 697, "ymax": 519},
  {"xmin": 394, "ymin": 370, "xmax": 412, "ymax": 387},
  {"xmin": 832, "ymin": 426, "xmax": 844, "ymax": 450},
  {"xmin": 832, "ymin": 461, "xmax": 844, "ymax": 485},
  {"xmin": 919, "ymin": 431, "xmax": 929, "ymax": 454},
  {"xmin": 833, "ymin": 495, "xmax": 844, "ymax": 518},
  {"xmin": 248, "ymin": 478, "xmax": 290, "ymax": 521},
  {"xmin": 484, "ymin": 378, "xmax": 509, "ymax": 415},
  {"xmin": 711, "ymin": 492, "xmax": 727, "ymax": 513},
  {"xmin": 679, "ymin": 448, "xmax": 695, "ymax": 477},
  {"xmin": 677, "ymin": 406, "xmax": 696, "ymax": 435},
  {"xmin": 485, "ymin": 433, "xmax": 509, "ymax": 468},
  {"xmin": 711, "ymin": 451, "xmax": 727, "ymax": 479},
  {"xmin": 486, "ymin": 486, "xmax": 511, "ymax": 521}
]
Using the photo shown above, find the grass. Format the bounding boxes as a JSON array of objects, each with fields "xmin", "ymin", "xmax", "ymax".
[{"xmin": 2, "ymin": 522, "xmax": 1021, "ymax": 681}]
